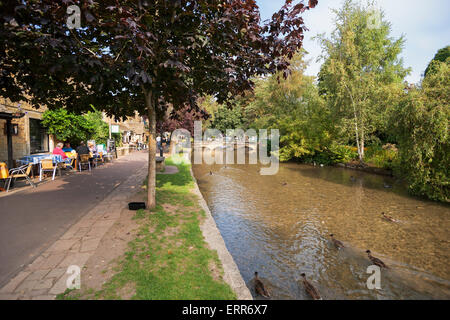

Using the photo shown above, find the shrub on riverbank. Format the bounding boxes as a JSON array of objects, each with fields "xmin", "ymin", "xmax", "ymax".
[
  {"xmin": 364, "ymin": 145, "xmax": 399, "ymax": 170},
  {"xmin": 391, "ymin": 61, "xmax": 449, "ymax": 202}
]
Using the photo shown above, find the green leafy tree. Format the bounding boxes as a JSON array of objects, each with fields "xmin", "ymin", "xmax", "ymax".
[
  {"xmin": 424, "ymin": 45, "xmax": 450, "ymax": 77},
  {"xmin": 243, "ymin": 51, "xmax": 346, "ymax": 163},
  {"xmin": 83, "ymin": 109, "xmax": 109, "ymax": 145},
  {"xmin": 392, "ymin": 61, "xmax": 449, "ymax": 202},
  {"xmin": 317, "ymin": 0, "xmax": 409, "ymax": 163},
  {"xmin": 42, "ymin": 109, "xmax": 95, "ymax": 146},
  {"xmin": 211, "ymin": 104, "xmax": 246, "ymax": 133}
]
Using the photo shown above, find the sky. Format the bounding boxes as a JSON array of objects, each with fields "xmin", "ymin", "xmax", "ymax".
[{"xmin": 257, "ymin": 0, "xmax": 450, "ymax": 84}]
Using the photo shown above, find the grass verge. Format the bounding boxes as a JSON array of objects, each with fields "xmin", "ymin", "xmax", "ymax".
[{"xmin": 57, "ymin": 157, "xmax": 236, "ymax": 300}]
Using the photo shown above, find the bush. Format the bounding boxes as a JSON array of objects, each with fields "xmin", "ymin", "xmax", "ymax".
[
  {"xmin": 365, "ymin": 145, "xmax": 399, "ymax": 169},
  {"xmin": 392, "ymin": 61, "xmax": 449, "ymax": 202}
]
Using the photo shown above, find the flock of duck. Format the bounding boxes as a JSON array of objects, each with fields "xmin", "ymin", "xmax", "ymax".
[
  {"xmin": 210, "ymin": 168, "xmax": 397, "ymax": 299},
  {"xmin": 253, "ymin": 212, "xmax": 396, "ymax": 300}
]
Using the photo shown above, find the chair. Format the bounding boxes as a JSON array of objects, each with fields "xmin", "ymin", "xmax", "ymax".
[
  {"xmin": 96, "ymin": 152, "xmax": 104, "ymax": 165},
  {"xmin": 39, "ymin": 159, "xmax": 60, "ymax": 181},
  {"xmin": 78, "ymin": 154, "xmax": 91, "ymax": 172},
  {"xmin": 5, "ymin": 163, "xmax": 36, "ymax": 192},
  {"xmin": 88, "ymin": 152, "xmax": 98, "ymax": 168},
  {"xmin": 103, "ymin": 153, "xmax": 113, "ymax": 163},
  {"xmin": 63, "ymin": 157, "xmax": 75, "ymax": 170}
]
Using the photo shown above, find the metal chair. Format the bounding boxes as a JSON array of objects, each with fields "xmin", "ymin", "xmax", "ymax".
[
  {"xmin": 63, "ymin": 157, "xmax": 76, "ymax": 170},
  {"xmin": 96, "ymin": 152, "xmax": 104, "ymax": 165},
  {"xmin": 78, "ymin": 154, "xmax": 91, "ymax": 172},
  {"xmin": 5, "ymin": 163, "xmax": 36, "ymax": 192},
  {"xmin": 39, "ymin": 159, "xmax": 60, "ymax": 181}
]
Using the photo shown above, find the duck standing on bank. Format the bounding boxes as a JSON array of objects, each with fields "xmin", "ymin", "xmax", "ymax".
[
  {"xmin": 366, "ymin": 250, "xmax": 389, "ymax": 269},
  {"xmin": 329, "ymin": 234, "xmax": 345, "ymax": 249},
  {"xmin": 300, "ymin": 273, "xmax": 321, "ymax": 300},
  {"xmin": 254, "ymin": 272, "xmax": 270, "ymax": 299}
]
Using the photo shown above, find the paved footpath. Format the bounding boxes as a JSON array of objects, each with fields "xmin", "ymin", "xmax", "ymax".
[{"xmin": 0, "ymin": 151, "xmax": 148, "ymax": 299}]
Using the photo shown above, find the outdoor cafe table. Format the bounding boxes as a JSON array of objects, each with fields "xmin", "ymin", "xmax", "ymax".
[
  {"xmin": 16, "ymin": 154, "xmax": 64, "ymax": 178},
  {"xmin": 17, "ymin": 154, "xmax": 63, "ymax": 166}
]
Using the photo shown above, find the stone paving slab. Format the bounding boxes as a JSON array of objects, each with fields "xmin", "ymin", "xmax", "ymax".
[{"xmin": 0, "ymin": 165, "xmax": 148, "ymax": 300}]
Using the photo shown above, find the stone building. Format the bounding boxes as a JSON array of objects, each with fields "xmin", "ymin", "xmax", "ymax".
[
  {"xmin": 0, "ymin": 98, "xmax": 55, "ymax": 165},
  {"xmin": 0, "ymin": 97, "xmax": 148, "ymax": 166},
  {"xmin": 102, "ymin": 111, "xmax": 148, "ymax": 146}
]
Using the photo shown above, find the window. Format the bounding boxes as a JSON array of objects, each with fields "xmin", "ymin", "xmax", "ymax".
[{"xmin": 29, "ymin": 118, "xmax": 49, "ymax": 154}]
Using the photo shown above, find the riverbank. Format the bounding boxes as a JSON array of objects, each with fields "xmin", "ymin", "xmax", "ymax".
[
  {"xmin": 335, "ymin": 162, "xmax": 393, "ymax": 176},
  {"xmin": 58, "ymin": 158, "xmax": 247, "ymax": 300}
]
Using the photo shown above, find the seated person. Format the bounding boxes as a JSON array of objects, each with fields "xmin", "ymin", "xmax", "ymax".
[
  {"xmin": 52, "ymin": 142, "xmax": 68, "ymax": 159},
  {"xmin": 88, "ymin": 142, "xmax": 101, "ymax": 159},
  {"xmin": 76, "ymin": 141, "xmax": 90, "ymax": 159},
  {"xmin": 62, "ymin": 142, "xmax": 74, "ymax": 152}
]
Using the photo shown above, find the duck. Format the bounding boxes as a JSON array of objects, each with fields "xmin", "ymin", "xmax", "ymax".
[
  {"xmin": 381, "ymin": 212, "xmax": 398, "ymax": 223},
  {"xmin": 383, "ymin": 182, "xmax": 392, "ymax": 188},
  {"xmin": 300, "ymin": 273, "xmax": 321, "ymax": 300},
  {"xmin": 254, "ymin": 272, "xmax": 270, "ymax": 298},
  {"xmin": 366, "ymin": 250, "xmax": 389, "ymax": 269},
  {"xmin": 329, "ymin": 234, "xmax": 345, "ymax": 249}
]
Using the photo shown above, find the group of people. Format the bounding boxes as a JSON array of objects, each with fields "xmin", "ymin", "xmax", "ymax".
[{"xmin": 52, "ymin": 141, "xmax": 101, "ymax": 164}]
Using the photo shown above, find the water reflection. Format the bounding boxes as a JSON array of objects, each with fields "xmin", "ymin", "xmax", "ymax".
[{"xmin": 193, "ymin": 160, "xmax": 450, "ymax": 299}]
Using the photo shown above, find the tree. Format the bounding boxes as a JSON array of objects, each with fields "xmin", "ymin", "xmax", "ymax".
[
  {"xmin": 83, "ymin": 109, "xmax": 111, "ymax": 145},
  {"xmin": 392, "ymin": 60, "xmax": 449, "ymax": 202},
  {"xmin": 424, "ymin": 45, "xmax": 450, "ymax": 77},
  {"xmin": 1, "ymin": 0, "xmax": 319, "ymax": 208},
  {"xmin": 42, "ymin": 107, "xmax": 118, "ymax": 146},
  {"xmin": 157, "ymin": 104, "xmax": 208, "ymax": 137},
  {"xmin": 211, "ymin": 104, "xmax": 246, "ymax": 133},
  {"xmin": 317, "ymin": 0, "xmax": 409, "ymax": 163},
  {"xmin": 42, "ymin": 109, "xmax": 95, "ymax": 146},
  {"xmin": 245, "ymin": 51, "xmax": 337, "ymax": 163},
  {"xmin": 198, "ymin": 95, "xmax": 221, "ymax": 129}
]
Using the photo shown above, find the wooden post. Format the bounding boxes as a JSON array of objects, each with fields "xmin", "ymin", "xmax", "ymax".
[{"xmin": 6, "ymin": 119, "xmax": 13, "ymax": 169}]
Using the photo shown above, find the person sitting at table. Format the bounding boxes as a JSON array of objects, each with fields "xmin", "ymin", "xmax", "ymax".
[
  {"xmin": 76, "ymin": 141, "xmax": 90, "ymax": 158},
  {"xmin": 88, "ymin": 142, "xmax": 98, "ymax": 156},
  {"xmin": 52, "ymin": 142, "xmax": 68, "ymax": 160},
  {"xmin": 62, "ymin": 142, "xmax": 74, "ymax": 152}
]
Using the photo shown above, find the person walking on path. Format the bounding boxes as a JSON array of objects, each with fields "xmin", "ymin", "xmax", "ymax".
[{"xmin": 156, "ymin": 135, "xmax": 163, "ymax": 157}]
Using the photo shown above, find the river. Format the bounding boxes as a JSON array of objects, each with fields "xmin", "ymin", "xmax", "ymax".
[{"xmin": 192, "ymin": 157, "xmax": 450, "ymax": 299}]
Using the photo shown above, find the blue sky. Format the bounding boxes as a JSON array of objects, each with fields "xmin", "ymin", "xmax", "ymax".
[{"xmin": 257, "ymin": 0, "xmax": 450, "ymax": 84}]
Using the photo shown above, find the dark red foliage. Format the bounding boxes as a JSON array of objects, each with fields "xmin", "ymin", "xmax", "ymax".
[{"xmin": 0, "ymin": 0, "xmax": 318, "ymax": 119}]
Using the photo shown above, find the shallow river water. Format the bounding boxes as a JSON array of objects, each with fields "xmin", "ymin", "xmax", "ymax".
[{"xmin": 192, "ymin": 158, "xmax": 450, "ymax": 300}]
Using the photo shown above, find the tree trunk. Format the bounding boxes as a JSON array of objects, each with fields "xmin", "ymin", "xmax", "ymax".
[
  {"xmin": 345, "ymin": 83, "xmax": 364, "ymax": 164},
  {"xmin": 146, "ymin": 90, "xmax": 156, "ymax": 209},
  {"xmin": 359, "ymin": 126, "xmax": 365, "ymax": 161}
]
